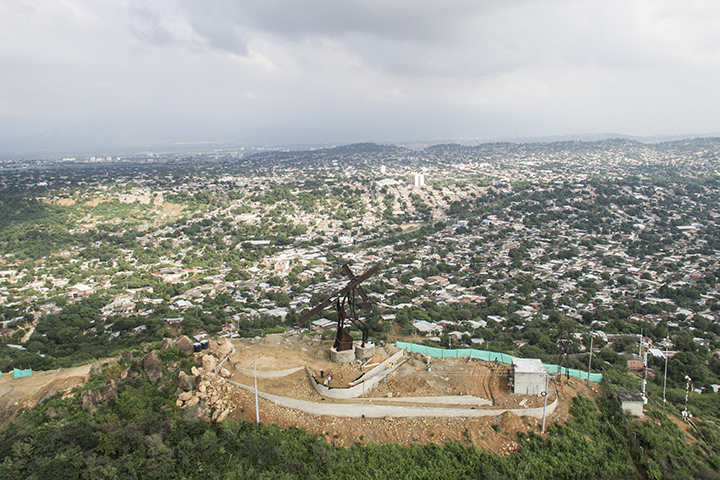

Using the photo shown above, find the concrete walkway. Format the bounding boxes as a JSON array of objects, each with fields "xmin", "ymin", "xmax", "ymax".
[
  {"xmin": 227, "ymin": 380, "xmax": 557, "ymax": 419},
  {"xmin": 234, "ymin": 366, "xmax": 304, "ymax": 379},
  {"xmin": 352, "ymin": 395, "xmax": 492, "ymax": 406}
]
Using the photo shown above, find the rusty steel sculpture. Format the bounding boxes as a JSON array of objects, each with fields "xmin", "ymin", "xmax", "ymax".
[{"xmin": 298, "ymin": 263, "xmax": 379, "ymax": 351}]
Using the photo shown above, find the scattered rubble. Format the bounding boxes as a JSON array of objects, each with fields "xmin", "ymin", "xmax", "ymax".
[{"xmin": 174, "ymin": 367, "xmax": 235, "ymax": 423}]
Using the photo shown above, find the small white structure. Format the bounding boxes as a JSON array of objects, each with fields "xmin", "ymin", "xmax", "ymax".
[
  {"xmin": 617, "ymin": 391, "xmax": 645, "ymax": 417},
  {"xmin": 512, "ymin": 358, "xmax": 546, "ymax": 396}
]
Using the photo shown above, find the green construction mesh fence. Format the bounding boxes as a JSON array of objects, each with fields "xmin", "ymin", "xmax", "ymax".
[
  {"xmin": 395, "ymin": 342, "xmax": 602, "ymax": 383},
  {"xmin": 13, "ymin": 368, "xmax": 32, "ymax": 379}
]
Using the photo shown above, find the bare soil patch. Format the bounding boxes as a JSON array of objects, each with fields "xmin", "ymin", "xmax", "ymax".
[
  {"xmin": 0, "ymin": 364, "xmax": 92, "ymax": 423},
  {"xmin": 162, "ymin": 202, "xmax": 185, "ymax": 214},
  {"xmin": 222, "ymin": 334, "xmax": 599, "ymax": 453},
  {"xmin": 0, "ymin": 335, "xmax": 602, "ymax": 456}
]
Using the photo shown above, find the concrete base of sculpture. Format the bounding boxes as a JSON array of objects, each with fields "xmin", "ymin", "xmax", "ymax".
[
  {"xmin": 330, "ymin": 346, "xmax": 356, "ymax": 364},
  {"xmin": 355, "ymin": 343, "xmax": 375, "ymax": 360}
]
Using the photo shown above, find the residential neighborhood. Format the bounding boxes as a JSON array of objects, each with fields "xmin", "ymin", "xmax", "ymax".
[{"xmin": 0, "ymin": 139, "xmax": 719, "ymax": 392}]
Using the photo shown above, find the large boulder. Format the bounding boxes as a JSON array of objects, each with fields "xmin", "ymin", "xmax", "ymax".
[
  {"xmin": 178, "ymin": 391, "xmax": 193, "ymax": 402},
  {"xmin": 81, "ymin": 390, "xmax": 101, "ymax": 413},
  {"xmin": 143, "ymin": 350, "xmax": 163, "ymax": 383},
  {"xmin": 202, "ymin": 354, "xmax": 217, "ymax": 373},
  {"xmin": 160, "ymin": 338, "xmax": 174, "ymax": 350},
  {"xmin": 178, "ymin": 371, "xmax": 198, "ymax": 391},
  {"xmin": 89, "ymin": 362, "xmax": 103, "ymax": 376},
  {"xmin": 213, "ymin": 338, "xmax": 233, "ymax": 359},
  {"xmin": 175, "ymin": 336, "xmax": 194, "ymax": 354}
]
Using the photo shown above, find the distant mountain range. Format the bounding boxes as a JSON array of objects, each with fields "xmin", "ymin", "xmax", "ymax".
[{"xmin": 1, "ymin": 115, "xmax": 718, "ymax": 160}]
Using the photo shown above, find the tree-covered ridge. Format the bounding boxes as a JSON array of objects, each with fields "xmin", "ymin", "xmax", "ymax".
[{"xmin": 0, "ymin": 347, "xmax": 717, "ymax": 479}]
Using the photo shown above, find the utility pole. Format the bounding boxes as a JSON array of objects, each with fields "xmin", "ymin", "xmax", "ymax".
[
  {"xmin": 683, "ymin": 375, "xmax": 692, "ymax": 421},
  {"xmin": 587, "ymin": 335, "xmax": 594, "ymax": 386},
  {"xmin": 663, "ymin": 339, "xmax": 669, "ymax": 409},
  {"xmin": 254, "ymin": 359, "xmax": 260, "ymax": 425},
  {"xmin": 541, "ymin": 372, "xmax": 550, "ymax": 434},
  {"xmin": 640, "ymin": 330, "xmax": 647, "ymax": 400}
]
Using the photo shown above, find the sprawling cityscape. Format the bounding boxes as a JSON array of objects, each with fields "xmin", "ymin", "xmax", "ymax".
[{"xmin": 1, "ymin": 138, "xmax": 720, "ymax": 477}]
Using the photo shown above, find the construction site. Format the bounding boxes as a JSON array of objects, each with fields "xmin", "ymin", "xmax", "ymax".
[
  {"xmin": 0, "ymin": 332, "xmax": 604, "ymax": 455},
  {"xmin": 219, "ymin": 333, "xmax": 603, "ymax": 454}
]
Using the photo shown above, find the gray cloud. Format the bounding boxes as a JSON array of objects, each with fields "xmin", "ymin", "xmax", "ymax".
[{"xmin": 2, "ymin": 0, "xmax": 720, "ymax": 154}]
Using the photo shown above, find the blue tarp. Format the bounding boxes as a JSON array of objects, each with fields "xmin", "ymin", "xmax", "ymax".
[
  {"xmin": 13, "ymin": 368, "xmax": 31, "ymax": 379},
  {"xmin": 396, "ymin": 341, "xmax": 602, "ymax": 383}
]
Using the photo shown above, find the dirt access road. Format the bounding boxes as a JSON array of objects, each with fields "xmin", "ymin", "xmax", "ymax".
[{"xmin": 0, "ymin": 364, "xmax": 92, "ymax": 423}]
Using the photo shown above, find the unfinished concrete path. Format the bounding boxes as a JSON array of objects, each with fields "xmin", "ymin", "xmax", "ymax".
[{"xmin": 228, "ymin": 380, "xmax": 556, "ymax": 419}]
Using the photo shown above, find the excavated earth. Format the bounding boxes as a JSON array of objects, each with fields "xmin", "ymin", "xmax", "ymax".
[
  {"xmin": 0, "ymin": 333, "xmax": 604, "ymax": 455},
  {"xmin": 221, "ymin": 334, "xmax": 604, "ymax": 453}
]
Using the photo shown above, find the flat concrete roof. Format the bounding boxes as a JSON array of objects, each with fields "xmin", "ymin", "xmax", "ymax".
[
  {"xmin": 617, "ymin": 391, "xmax": 644, "ymax": 403},
  {"xmin": 513, "ymin": 358, "xmax": 546, "ymax": 374}
]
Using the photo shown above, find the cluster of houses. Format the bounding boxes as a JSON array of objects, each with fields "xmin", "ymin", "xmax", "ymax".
[{"xmin": 0, "ymin": 144, "xmax": 719, "ymax": 378}]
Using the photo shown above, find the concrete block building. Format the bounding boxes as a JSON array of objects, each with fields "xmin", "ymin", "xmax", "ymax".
[{"xmin": 512, "ymin": 358, "xmax": 546, "ymax": 396}]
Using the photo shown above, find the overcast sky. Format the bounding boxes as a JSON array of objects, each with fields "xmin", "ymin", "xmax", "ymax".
[{"xmin": 2, "ymin": 0, "xmax": 720, "ymax": 154}]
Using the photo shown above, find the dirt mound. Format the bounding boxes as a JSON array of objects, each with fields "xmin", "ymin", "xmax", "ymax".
[
  {"xmin": 0, "ymin": 366, "xmax": 92, "ymax": 424},
  {"xmin": 313, "ymin": 349, "xmax": 329, "ymax": 360},
  {"xmin": 368, "ymin": 375, "xmax": 436, "ymax": 398},
  {"xmin": 499, "ymin": 411, "xmax": 524, "ymax": 433},
  {"xmin": 407, "ymin": 357, "xmax": 427, "ymax": 369},
  {"xmin": 258, "ymin": 334, "xmax": 284, "ymax": 347},
  {"xmin": 222, "ymin": 335, "xmax": 598, "ymax": 454}
]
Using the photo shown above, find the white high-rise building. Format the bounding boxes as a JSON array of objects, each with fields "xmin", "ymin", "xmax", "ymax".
[{"xmin": 410, "ymin": 172, "xmax": 425, "ymax": 187}]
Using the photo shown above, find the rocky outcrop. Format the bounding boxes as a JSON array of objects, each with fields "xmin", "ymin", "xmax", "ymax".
[
  {"xmin": 201, "ymin": 354, "xmax": 217, "ymax": 373},
  {"xmin": 81, "ymin": 390, "xmax": 101, "ymax": 413},
  {"xmin": 175, "ymin": 366, "xmax": 236, "ymax": 421},
  {"xmin": 143, "ymin": 350, "xmax": 163, "ymax": 383},
  {"xmin": 175, "ymin": 336, "xmax": 194, "ymax": 354},
  {"xmin": 178, "ymin": 371, "xmax": 199, "ymax": 391},
  {"xmin": 103, "ymin": 380, "xmax": 118, "ymax": 401},
  {"xmin": 160, "ymin": 338, "xmax": 174, "ymax": 350}
]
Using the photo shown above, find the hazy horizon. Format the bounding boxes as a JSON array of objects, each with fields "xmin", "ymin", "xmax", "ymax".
[{"xmin": 3, "ymin": 1, "xmax": 720, "ymax": 157}]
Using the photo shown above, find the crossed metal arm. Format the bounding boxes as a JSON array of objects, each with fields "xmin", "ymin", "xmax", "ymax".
[{"xmin": 298, "ymin": 264, "xmax": 378, "ymax": 350}]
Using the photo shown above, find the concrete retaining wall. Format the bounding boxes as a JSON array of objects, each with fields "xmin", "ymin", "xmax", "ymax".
[
  {"xmin": 309, "ymin": 350, "xmax": 405, "ymax": 400},
  {"xmin": 215, "ymin": 348, "xmax": 236, "ymax": 374},
  {"xmin": 228, "ymin": 379, "xmax": 558, "ymax": 419}
]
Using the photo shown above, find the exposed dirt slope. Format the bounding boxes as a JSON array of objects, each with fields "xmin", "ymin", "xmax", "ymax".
[
  {"xmin": 223, "ymin": 335, "xmax": 603, "ymax": 452},
  {"xmin": 0, "ymin": 364, "xmax": 92, "ymax": 423}
]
